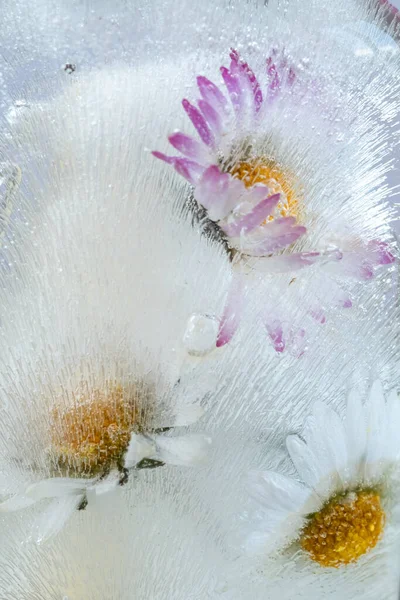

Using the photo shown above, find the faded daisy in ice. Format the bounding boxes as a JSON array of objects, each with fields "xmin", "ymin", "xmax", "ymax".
[
  {"xmin": 247, "ymin": 381, "xmax": 400, "ymax": 568},
  {"xmin": 0, "ymin": 67, "xmax": 234, "ymax": 544},
  {"xmin": 0, "ymin": 369, "xmax": 210, "ymax": 543},
  {"xmin": 154, "ymin": 47, "xmax": 397, "ymax": 351}
]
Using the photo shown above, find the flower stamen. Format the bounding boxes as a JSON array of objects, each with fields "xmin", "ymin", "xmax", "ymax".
[
  {"xmin": 51, "ymin": 385, "xmax": 137, "ymax": 477},
  {"xmin": 300, "ymin": 490, "xmax": 385, "ymax": 568},
  {"xmin": 230, "ymin": 158, "xmax": 300, "ymax": 220}
]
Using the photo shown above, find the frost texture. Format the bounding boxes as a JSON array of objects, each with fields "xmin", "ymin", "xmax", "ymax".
[{"xmin": 0, "ymin": 0, "xmax": 399, "ymax": 599}]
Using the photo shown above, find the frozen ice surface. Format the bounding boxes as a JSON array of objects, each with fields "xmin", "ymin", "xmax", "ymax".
[{"xmin": 0, "ymin": 0, "xmax": 398, "ymax": 599}]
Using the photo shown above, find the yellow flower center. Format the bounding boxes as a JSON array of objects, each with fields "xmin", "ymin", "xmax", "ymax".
[
  {"xmin": 230, "ymin": 158, "xmax": 300, "ymax": 220},
  {"xmin": 51, "ymin": 385, "xmax": 137, "ymax": 477},
  {"xmin": 300, "ymin": 490, "xmax": 385, "ymax": 568}
]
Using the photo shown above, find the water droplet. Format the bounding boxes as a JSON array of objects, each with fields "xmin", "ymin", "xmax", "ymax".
[{"xmin": 183, "ymin": 313, "xmax": 219, "ymax": 356}]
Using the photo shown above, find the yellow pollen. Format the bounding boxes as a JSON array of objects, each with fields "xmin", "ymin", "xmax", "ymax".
[
  {"xmin": 51, "ymin": 386, "xmax": 137, "ymax": 477},
  {"xmin": 300, "ymin": 490, "xmax": 385, "ymax": 568},
  {"xmin": 230, "ymin": 159, "xmax": 300, "ymax": 220}
]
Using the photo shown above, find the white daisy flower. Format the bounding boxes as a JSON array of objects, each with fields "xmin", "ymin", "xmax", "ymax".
[
  {"xmin": 0, "ymin": 385, "xmax": 210, "ymax": 544},
  {"xmin": 0, "ymin": 65, "xmax": 231, "ymax": 544},
  {"xmin": 247, "ymin": 381, "xmax": 400, "ymax": 569}
]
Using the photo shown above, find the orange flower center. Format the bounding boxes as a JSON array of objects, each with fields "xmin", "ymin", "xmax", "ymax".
[
  {"xmin": 300, "ymin": 490, "xmax": 385, "ymax": 568},
  {"xmin": 230, "ymin": 158, "xmax": 300, "ymax": 220},
  {"xmin": 51, "ymin": 385, "xmax": 137, "ymax": 477}
]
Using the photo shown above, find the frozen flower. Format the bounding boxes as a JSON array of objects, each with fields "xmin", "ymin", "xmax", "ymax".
[
  {"xmin": 0, "ymin": 379, "xmax": 210, "ymax": 544},
  {"xmin": 247, "ymin": 381, "xmax": 400, "ymax": 568},
  {"xmin": 153, "ymin": 48, "xmax": 397, "ymax": 350},
  {"xmin": 0, "ymin": 66, "xmax": 231, "ymax": 544},
  {"xmin": 153, "ymin": 49, "xmax": 309, "ymax": 265}
]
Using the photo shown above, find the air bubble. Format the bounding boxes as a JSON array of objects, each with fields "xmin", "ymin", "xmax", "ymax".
[{"xmin": 183, "ymin": 313, "xmax": 219, "ymax": 356}]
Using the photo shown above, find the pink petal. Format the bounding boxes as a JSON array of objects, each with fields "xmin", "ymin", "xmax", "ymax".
[
  {"xmin": 152, "ymin": 151, "xmax": 203, "ymax": 185},
  {"xmin": 367, "ymin": 240, "xmax": 396, "ymax": 265},
  {"xmin": 265, "ymin": 318, "xmax": 306, "ymax": 357},
  {"xmin": 266, "ymin": 56, "xmax": 280, "ymax": 94},
  {"xmin": 196, "ymin": 165, "xmax": 245, "ymax": 221},
  {"xmin": 309, "ymin": 307, "xmax": 326, "ymax": 324},
  {"xmin": 258, "ymin": 247, "xmax": 343, "ymax": 273},
  {"xmin": 342, "ymin": 298, "xmax": 353, "ymax": 308},
  {"xmin": 266, "ymin": 51, "xmax": 296, "ymax": 97},
  {"xmin": 265, "ymin": 319, "xmax": 285, "ymax": 353},
  {"xmin": 255, "ymin": 252, "xmax": 322, "ymax": 273},
  {"xmin": 220, "ymin": 66, "xmax": 242, "ymax": 114},
  {"xmin": 243, "ymin": 219, "xmax": 307, "ymax": 255},
  {"xmin": 197, "ymin": 76, "xmax": 229, "ymax": 113},
  {"xmin": 217, "ymin": 272, "xmax": 247, "ymax": 347},
  {"xmin": 198, "ymin": 99, "xmax": 223, "ymax": 137},
  {"xmin": 221, "ymin": 194, "xmax": 280, "ymax": 237},
  {"xmin": 229, "ymin": 49, "xmax": 263, "ymax": 112},
  {"xmin": 182, "ymin": 99, "xmax": 215, "ymax": 148},
  {"xmin": 168, "ymin": 132, "xmax": 209, "ymax": 163},
  {"xmin": 333, "ymin": 252, "xmax": 374, "ymax": 281}
]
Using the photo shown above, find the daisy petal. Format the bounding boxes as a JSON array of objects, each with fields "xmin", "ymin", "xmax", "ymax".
[
  {"xmin": 168, "ymin": 132, "xmax": 209, "ymax": 163},
  {"xmin": 0, "ymin": 493, "xmax": 37, "ymax": 512},
  {"xmin": 151, "ymin": 434, "xmax": 211, "ymax": 466},
  {"xmin": 367, "ymin": 239, "xmax": 395, "ymax": 265},
  {"xmin": 195, "ymin": 166, "xmax": 244, "ymax": 221},
  {"xmin": 365, "ymin": 380, "xmax": 387, "ymax": 473},
  {"xmin": 94, "ymin": 473, "xmax": 120, "ymax": 496},
  {"xmin": 385, "ymin": 390, "xmax": 400, "ymax": 460},
  {"xmin": 152, "ymin": 151, "xmax": 203, "ymax": 185},
  {"xmin": 254, "ymin": 249, "xmax": 340, "ymax": 274},
  {"xmin": 198, "ymin": 99, "xmax": 223, "ymax": 137},
  {"xmin": 216, "ymin": 271, "xmax": 247, "ymax": 347},
  {"xmin": 286, "ymin": 435, "xmax": 323, "ymax": 490},
  {"xmin": 346, "ymin": 387, "xmax": 367, "ymax": 476},
  {"xmin": 196, "ymin": 76, "xmax": 229, "ymax": 113},
  {"xmin": 26, "ymin": 478, "xmax": 89, "ymax": 500},
  {"xmin": 182, "ymin": 99, "xmax": 215, "ymax": 148},
  {"xmin": 220, "ymin": 66, "xmax": 242, "ymax": 114},
  {"xmin": 307, "ymin": 402, "xmax": 348, "ymax": 488},
  {"xmin": 34, "ymin": 495, "xmax": 84, "ymax": 545},
  {"xmin": 124, "ymin": 433, "xmax": 156, "ymax": 469},
  {"xmin": 242, "ymin": 218, "xmax": 306, "ymax": 255},
  {"xmin": 229, "ymin": 49, "xmax": 263, "ymax": 111},
  {"xmin": 221, "ymin": 194, "xmax": 280, "ymax": 237},
  {"xmin": 264, "ymin": 318, "xmax": 285, "ymax": 353},
  {"xmin": 248, "ymin": 470, "xmax": 318, "ymax": 514},
  {"xmin": 266, "ymin": 55, "xmax": 280, "ymax": 93}
]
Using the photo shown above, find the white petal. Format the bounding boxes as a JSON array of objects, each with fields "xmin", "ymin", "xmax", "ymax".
[
  {"xmin": 34, "ymin": 495, "xmax": 84, "ymax": 545},
  {"xmin": 245, "ymin": 523, "xmax": 283, "ymax": 555},
  {"xmin": 385, "ymin": 390, "xmax": 400, "ymax": 460},
  {"xmin": 173, "ymin": 401, "xmax": 204, "ymax": 426},
  {"xmin": 368, "ymin": 380, "xmax": 386, "ymax": 410},
  {"xmin": 0, "ymin": 494, "xmax": 37, "ymax": 512},
  {"xmin": 246, "ymin": 512, "xmax": 307, "ymax": 555},
  {"xmin": 286, "ymin": 435, "xmax": 323, "ymax": 490},
  {"xmin": 26, "ymin": 478, "xmax": 89, "ymax": 500},
  {"xmin": 307, "ymin": 402, "xmax": 348, "ymax": 486},
  {"xmin": 365, "ymin": 380, "xmax": 387, "ymax": 478},
  {"xmin": 94, "ymin": 473, "xmax": 120, "ymax": 496},
  {"xmin": 248, "ymin": 470, "xmax": 318, "ymax": 515},
  {"xmin": 124, "ymin": 433, "xmax": 157, "ymax": 469},
  {"xmin": 346, "ymin": 387, "xmax": 367, "ymax": 475},
  {"xmin": 152, "ymin": 434, "xmax": 211, "ymax": 466}
]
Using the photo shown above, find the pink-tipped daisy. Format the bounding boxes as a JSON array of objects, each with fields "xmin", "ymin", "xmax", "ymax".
[{"xmin": 153, "ymin": 49, "xmax": 396, "ymax": 350}]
